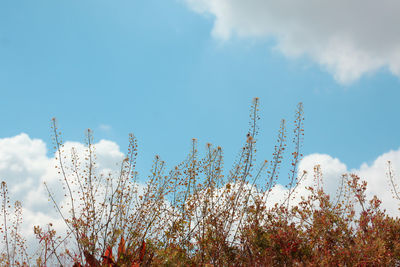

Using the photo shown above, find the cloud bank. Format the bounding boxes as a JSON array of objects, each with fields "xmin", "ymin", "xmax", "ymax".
[
  {"xmin": 1, "ymin": 133, "xmax": 400, "ymax": 250},
  {"xmin": 185, "ymin": 0, "xmax": 400, "ymax": 84}
]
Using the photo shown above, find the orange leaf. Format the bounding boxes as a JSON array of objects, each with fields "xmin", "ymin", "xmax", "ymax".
[
  {"xmin": 102, "ymin": 246, "xmax": 115, "ymax": 266},
  {"xmin": 118, "ymin": 236, "xmax": 126, "ymax": 257}
]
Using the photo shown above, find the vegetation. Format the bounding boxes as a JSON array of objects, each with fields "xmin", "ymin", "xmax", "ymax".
[{"xmin": 1, "ymin": 98, "xmax": 400, "ymax": 266}]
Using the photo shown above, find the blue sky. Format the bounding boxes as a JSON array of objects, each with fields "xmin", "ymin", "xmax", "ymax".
[
  {"xmin": 4, "ymin": 0, "xmax": 400, "ymax": 245},
  {"xmin": 1, "ymin": 0, "xmax": 400, "ymax": 181}
]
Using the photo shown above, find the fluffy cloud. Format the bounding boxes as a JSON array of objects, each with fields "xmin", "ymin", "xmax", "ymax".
[
  {"xmin": 184, "ymin": 0, "xmax": 400, "ymax": 84},
  {"xmin": 356, "ymin": 149, "xmax": 400, "ymax": 215},
  {"xmin": 295, "ymin": 151, "xmax": 400, "ymax": 216},
  {"xmin": 0, "ymin": 134, "xmax": 51, "ymax": 204},
  {"xmin": 0, "ymin": 134, "xmax": 125, "ymax": 250}
]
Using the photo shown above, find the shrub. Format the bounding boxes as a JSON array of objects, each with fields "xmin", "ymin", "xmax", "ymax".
[{"xmin": 1, "ymin": 98, "xmax": 400, "ymax": 266}]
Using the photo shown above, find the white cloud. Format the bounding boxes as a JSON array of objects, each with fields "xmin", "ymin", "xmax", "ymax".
[
  {"xmin": 261, "ymin": 154, "xmax": 350, "ymax": 209},
  {"xmin": 184, "ymin": 0, "xmax": 400, "ymax": 84},
  {"xmin": 295, "ymin": 151, "xmax": 400, "ymax": 217},
  {"xmin": 356, "ymin": 149, "xmax": 400, "ymax": 215},
  {"xmin": 0, "ymin": 134, "xmax": 50, "ymax": 201},
  {"xmin": 0, "ymin": 134, "xmax": 125, "ymax": 253}
]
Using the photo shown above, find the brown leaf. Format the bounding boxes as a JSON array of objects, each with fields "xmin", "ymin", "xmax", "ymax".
[{"xmin": 84, "ymin": 250, "xmax": 101, "ymax": 267}]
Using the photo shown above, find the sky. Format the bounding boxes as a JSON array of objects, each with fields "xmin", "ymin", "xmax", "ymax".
[{"xmin": 2, "ymin": 0, "xmax": 400, "ymax": 244}]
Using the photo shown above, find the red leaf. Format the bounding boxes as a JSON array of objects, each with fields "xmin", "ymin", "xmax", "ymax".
[
  {"xmin": 105, "ymin": 246, "xmax": 113, "ymax": 259},
  {"xmin": 139, "ymin": 240, "xmax": 146, "ymax": 262}
]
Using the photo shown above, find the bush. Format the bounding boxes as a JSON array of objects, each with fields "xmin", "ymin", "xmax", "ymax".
[{"xmin": 1, "ymin": 98, "xmax": 400, "ymax": 266}]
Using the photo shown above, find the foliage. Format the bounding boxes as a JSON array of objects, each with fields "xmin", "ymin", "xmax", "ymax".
[{"xmin": 1, "ymin": 98, "xmax": 400, "ymax": 266}]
